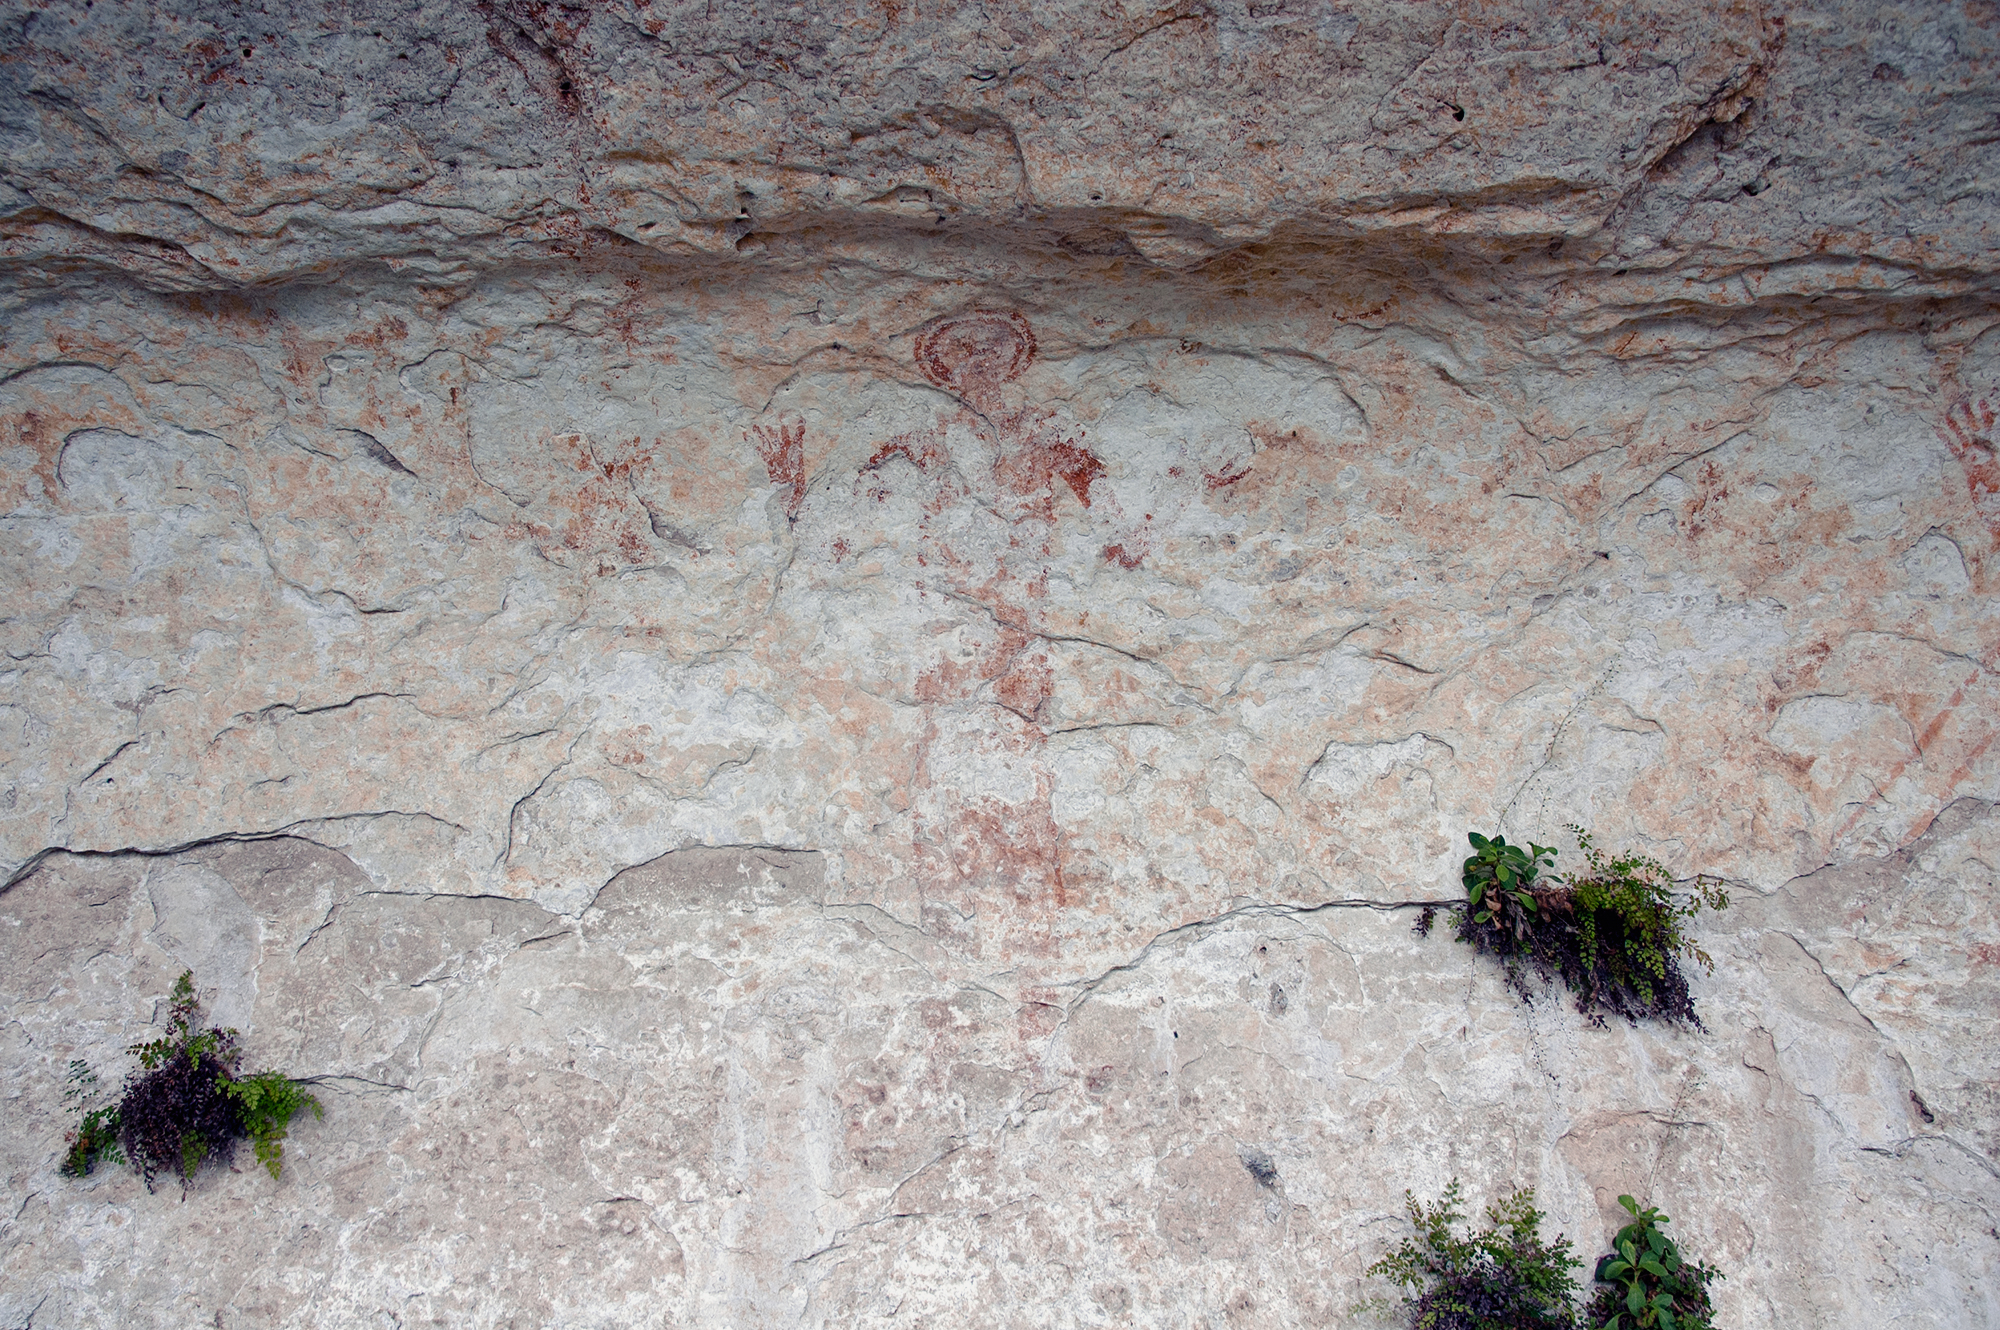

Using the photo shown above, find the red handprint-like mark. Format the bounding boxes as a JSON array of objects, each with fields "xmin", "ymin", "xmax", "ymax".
[
  {"xmin": 1940, "ymin": 395, "xmax": 2000, "ymax": 511},
  {"xmin": 750, "ymin": 417, "xmax": 808, "ymax": 519}
]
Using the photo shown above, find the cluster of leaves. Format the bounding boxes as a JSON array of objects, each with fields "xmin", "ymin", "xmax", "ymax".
[
  {"xmin": 61, "ymin": 971, "xmax": 322, "ymax": 1191},
  {"xmin": 225, "ymin": 1071, "xmax": 325, "ymax": 1180},
  {"xmin": 1585, "ymin": 1196, "xmax": 1721, "ymax": 1330},
  {"xmin": 1366, "ymin": 1181, "xmax": 1581, "ymax": 1330},
  {"xmin": 1461, "ymin": 833, "xmax": 1561, "ymax": 951},
  {"xmin": 1429, "ymin": 829, "xmax": 1729, "ymax": 1027},
  {"xmin": 1370, "ymin": 1185, "xmax": 1723, "ymax": 1330},
  {"xmin": 60, "ymin": 1061, "xmax": 124, "ymax": 1178}
]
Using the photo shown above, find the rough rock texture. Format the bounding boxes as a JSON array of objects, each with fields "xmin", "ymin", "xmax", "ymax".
[{"xmin": 1, "ymin": 0, "xmax": 1997, "ymax": 1326}]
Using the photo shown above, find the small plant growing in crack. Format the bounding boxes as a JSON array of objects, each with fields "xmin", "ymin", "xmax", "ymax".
[
  {"xmin": 1366, "ymin": 1179, "xmax": 1581, "ymax": 1329},
  {"xmin": 1419, "ymin": 828, "xmax": 1729, "ymax": 1027},
  {"xmin": 60, "ymin": 1060, "xmax": 124, "ymax": 1177},
  {"xmin": 1585, "ymin": 1195, "xmax": 1722, "ymax": 1330},
  {"xmin": 1364, "ymin": 1183, "xmax": 1723, "ymax": 1330},
  {"xmin": 62, "ymin": 970, "xmax": 322, "ymax": 1191}
]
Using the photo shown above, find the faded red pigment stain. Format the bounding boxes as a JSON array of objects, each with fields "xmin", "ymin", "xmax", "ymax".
[
  {"xmin": 947, "ymin": 792, "xmax": 1069, "ymax": 910},
  {"xmin": 343, "ymin": 314, "xmax": 410, "ymax": 355},
  {"xmin": 1682, "ymin": 458, "xmax": 1730, "ymax": 541},
  {"xmin": 992, "ymin": 646, "xmax": 1053, "ymax": 721},
  {"xmin": 495, "ymin": 432, "xmax": 660, "ymax": 570},
  {"xmin": 864, "ymin": 430, "xmax": 952, "ymax": 513},
  {"xmin": 278, "ymin": 327, "xmax": 326, "ymax": 393},
  {"xmin": 1830, "ymin": 661, "xmax": 1997, "ymax": 846},
  {"xmin": 900, "ymin": 712, "xmax": 1074, "ymax": 946},
  {"xmin": 8, "ymin": 395, "xmax": 146, "ymax": 509},
  {"xmin": 1102, "ymin": 543, "xmax": 1143, "ymax": 569},
  {"xmin": 1769, "ymin": 637, "xmax": 1835, "ymax": 701},
  {"xmin": 749, "ymin": 417, "xmax": 808, "ymax": 518},
  {"xmin": 185, "ymin": 37, "xmax": 251, "ymax": 88},
  {"xmin": 848, "ymin": 310, "xmax": 1169, "ymax": 945}
]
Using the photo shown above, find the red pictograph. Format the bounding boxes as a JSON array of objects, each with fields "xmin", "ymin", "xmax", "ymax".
[
  {"xmin": 913, "ymin": 309, "xmax": 1037, "ymax": 403},
  {"xmin": 1940, "ymin": 394, "xmax": 2000, "ymax": 511},
  {"xmin": 749, "ymin": 417, "xmax": 808, "ymax": 518}
]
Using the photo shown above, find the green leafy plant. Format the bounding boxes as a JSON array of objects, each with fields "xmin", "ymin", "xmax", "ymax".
[
  {"xmin": 1367, "ymin": 1180, "xmax": 1581, "ymax": 1329},
  {"xmin": 1564, "ymin": 831, "xmax": 1729, "ymax": 1019},
  {"xmin": 222, "ymin": 1069, "xmax": 324, "ymax": 1180},
  {"xmin": 59, "ymin": 1059, "xmax": 124, "ymax": 1177},
  {"xmin": 1586, "ymin": 1196, "xmax": 1721, "ymax": 1330},
  {"xmin": 1425, "ymin": 827, "xmax": 1729, "ymax": 1027},
  {"xmin": 1462, "ymin": 832, "xmax": 1560, "ymax": 949},
  {"xmin": 62, "ymin": 970, "xmax": 322, "ymax": 1191}
]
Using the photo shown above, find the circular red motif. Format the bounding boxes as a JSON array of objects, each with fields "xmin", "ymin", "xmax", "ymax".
[{"xmin": 913, "ymin": 309, "xmax": 1036, "ymax": 398}]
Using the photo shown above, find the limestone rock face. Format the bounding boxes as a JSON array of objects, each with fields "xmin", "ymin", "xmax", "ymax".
[{"xmin": 1, "ymin": 0, "xmax": 1997, "ymax": 1326}]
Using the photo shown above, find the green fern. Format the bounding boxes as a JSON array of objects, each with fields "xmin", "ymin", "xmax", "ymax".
[{"xmin": 219, "ymin": 1070, "xmax": 323, "ymax": 1180}]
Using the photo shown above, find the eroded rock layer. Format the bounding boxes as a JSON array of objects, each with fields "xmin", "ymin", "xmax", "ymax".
[{"xmin": 1, "ymin": 0, "xmax": 1997, "ymax": 1326}]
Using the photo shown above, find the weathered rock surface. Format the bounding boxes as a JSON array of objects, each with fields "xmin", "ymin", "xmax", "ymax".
[
  {"xmin": 3, "ymin": 822, "xmax": 1998, "ymax": 1328},
  {"xmin": 1, "ymin": 0, "xmax": 1997, "ymax": 1325}
]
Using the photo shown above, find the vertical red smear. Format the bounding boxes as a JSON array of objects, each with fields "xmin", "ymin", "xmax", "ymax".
[{"xmin": 1682, "ymin": 458, "xmax": 1731, "ymax": 540}]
